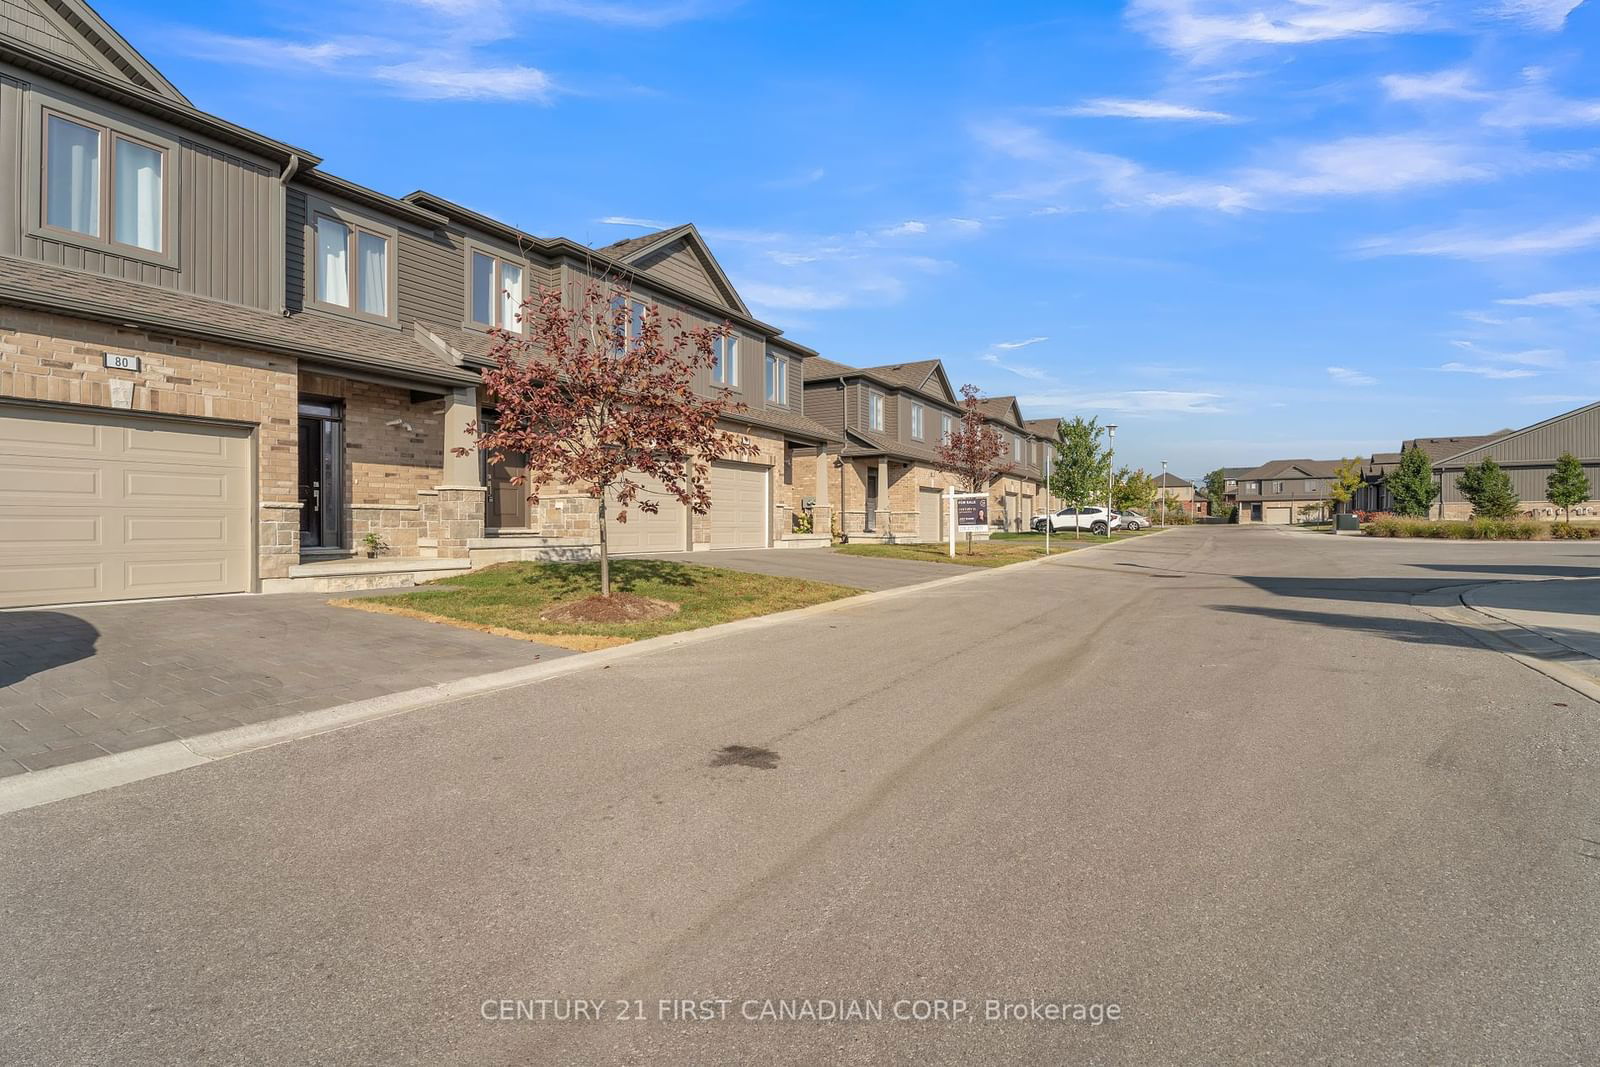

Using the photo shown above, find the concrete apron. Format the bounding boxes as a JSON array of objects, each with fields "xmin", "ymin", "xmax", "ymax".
[{"xmin": 0, "ymin": 535, "xmax": 1152, "ymax": 816}]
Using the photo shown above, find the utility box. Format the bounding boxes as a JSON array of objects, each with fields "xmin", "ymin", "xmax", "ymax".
[{"xmin": 1335, "ymin": 513, "xmax": 1360, "ymax": 533}]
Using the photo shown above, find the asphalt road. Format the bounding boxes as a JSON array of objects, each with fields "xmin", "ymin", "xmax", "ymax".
[{"xmin": 3, "ymin": 526, "xmax": 1599, "ymax": 1064}]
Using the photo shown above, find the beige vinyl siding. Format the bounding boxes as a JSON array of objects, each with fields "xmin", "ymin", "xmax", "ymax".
[{"xmin": 634, "ymin": 238, "xmax": 727, "ymax": 308}]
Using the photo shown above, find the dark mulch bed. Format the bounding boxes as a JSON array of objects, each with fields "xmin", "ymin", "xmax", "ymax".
[{"xmin": 539, "ymin": 592, "xmax": 681, "ymax": 624}]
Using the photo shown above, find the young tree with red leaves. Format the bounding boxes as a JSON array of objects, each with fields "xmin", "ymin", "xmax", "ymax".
[
  {"xmin": 470, "ymin": 280, "xmax": 758, "ymax": 597},
  {"xmin": 934, "ymin": 383, "xmax": 1011, "ymax": 553}
]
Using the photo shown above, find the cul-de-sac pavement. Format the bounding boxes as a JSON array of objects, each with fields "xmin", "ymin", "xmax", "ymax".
[{"xmin": 4, "ymin": 525, "xmax": 1599, "ymax": 1064}]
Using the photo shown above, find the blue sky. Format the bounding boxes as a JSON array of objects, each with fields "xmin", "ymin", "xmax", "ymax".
[{"xmin": 103, "ymin": 0, "xmax": 1599, "ymax": 476}]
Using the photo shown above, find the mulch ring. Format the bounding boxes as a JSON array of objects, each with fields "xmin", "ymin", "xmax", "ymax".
[{"xmin": 539, "ymin": 592, "xmax": 681, "ymax": 625}]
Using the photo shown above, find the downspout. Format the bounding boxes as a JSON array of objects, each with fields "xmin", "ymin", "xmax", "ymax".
[{"xmin": 277, "ymin": 153, "xmax": 303, "ymax": 317}]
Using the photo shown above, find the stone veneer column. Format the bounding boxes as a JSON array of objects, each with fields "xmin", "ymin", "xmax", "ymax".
[
  {"xmin": 875, "ymin": 457, "xmax": 892, "ymax": 534},
  {"xmin": 810, "ymin": 448, "xmax": 833, "ymax": 540},
  {"xmin": 259, "ymin": 501, "xmax": 302, "ymax": 579},
  {"xmin": 430, "ymin": 386, "xmax": 486, "ymax": 559}
]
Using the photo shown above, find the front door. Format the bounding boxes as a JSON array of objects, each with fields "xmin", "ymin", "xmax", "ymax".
[
  {"xmin": 298, "ymin": 399, "xmax": 344, "ymax": 549},
  {"xmin": 865, "ymin": 468, "xmax": 879, "ymax": 532}
]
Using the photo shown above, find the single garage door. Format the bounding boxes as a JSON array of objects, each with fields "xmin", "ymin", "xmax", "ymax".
[
  {"xmin": 918, "ymin": 487, "xmax": 943, "ymax": 542},
  {"xmin": 606, "ymin": 475, "xmax": 687, "ymax": 554},
  {"xmin": 709, "ymin": 461, "xmax": 767, "ymax": 549},
  {"xmin": 1004, "ymin": 491, "xmax": 1020, "ymax": 532},
  {"xmin": 1264, "ymin": 504, "xmax": 1293, "ymax": 525},
  {"xmin": 0, "ymin": 403, "xmax": 252, "ymax": 608}
]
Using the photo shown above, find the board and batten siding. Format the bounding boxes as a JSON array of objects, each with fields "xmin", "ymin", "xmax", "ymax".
[
  {"xmin": 1438, "ymin": 462, "xmax": 1599, "ymax": 504},
  {"xmin": 1440, "ymin": 404, "xmax": 1600, "ymax": 469},
  {"xmin": 397, "ymin": 227, "xmax": 462, "ymax": 327},
  {"xmin": 0, "ymin": 74, "xmax": 22, "ymax": 256}
]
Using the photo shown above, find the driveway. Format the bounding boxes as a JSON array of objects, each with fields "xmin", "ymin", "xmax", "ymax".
[
  {"xmin": 0, "ymin": 591, "xmax": 567, "ymax": 776},
  {"xmin": 639, "ymin": 546, "xmax": 969, "ymax": 590},
  {"xmin": 8, "ymin": 526, "xmax": 1600, "ymax": 1062}
]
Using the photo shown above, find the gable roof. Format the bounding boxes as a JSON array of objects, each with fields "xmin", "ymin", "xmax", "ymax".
[
  {"xmin": 1153, "ymin": 472, "xmax": 1193, "ymax": 488},
  {"xmin": 1023, "ymin": 417, "xmax": 1061, "ymax": 438},
  {"xmin": 856, "ymin": 360, "xmax": 959, "ymax": 404},
  {"xmin": 1236, "ymin": 458, "xmax": 1345, "ymax": 480},
  {"xmin": 3, "ymin": 0, "xmax": 188, "ymax": 103},
  {"xmin": 1402, "ymin": 431, "xmax": 1512, "ymax": 465},
  {"xmin": 596, "ymin": 223, "xmax": 750, "ymax": 318},
  {"xmin": 976, "ymin": 395, "xmax": 1024, "ymax": 430},
  {"xmin": 1434, "ymin": 401, "xmax": 1600, "ymax": 467}
]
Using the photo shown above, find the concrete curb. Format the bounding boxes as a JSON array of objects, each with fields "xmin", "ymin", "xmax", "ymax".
[
  {"xmin": 1411, "ymin": 581, "xmax": 1600, "ymax": 707},
  {"xmin": 0, "ymin": 535, "xmax": 1150, "ymax": 816}
]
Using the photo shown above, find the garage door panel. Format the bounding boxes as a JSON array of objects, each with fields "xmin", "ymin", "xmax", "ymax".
[
  {"xmin": 0, "ymin": 403, "xmax": 251, "ymax": 608},
  {"xmin": 918, "ymin": 487, "xmax": 943, "ymax": 542},
  {"xmin": 606, "ymin": 477, "xmax": 687, "ymax": 554},
  {"xmin": 709, "ymin": 462, "xmax": 767, "ymax": 549}
]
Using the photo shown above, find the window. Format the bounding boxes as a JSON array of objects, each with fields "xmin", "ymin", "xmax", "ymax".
[
  {"xmin": 940, "ymin": 414, "xmax": 953, "ymax": 442},
  {"xmin": 712, "ymin": 335, "xmax": 738, "ymax": 386},
  {"xmin": 910, "ymin": 402, "xmax": 923, "ymax": 439},
  {"xmin": 628, "ymin": 299, "xmax": 644, "ymax": 341},
  {"xmin": 869, "ymin": 391, "xmax": 885, "ymax": 431},
  {"xmin": 1248, "ymin": 481, "xmax": 1260, "ymax": 493},
  {"xmin": 1012, "ymin": 434, "xmax": 1022, "ymax": 462},
  {"xmin": 43, "ymin": 113, "xmax": 165, "ymax": 254},
  {"xmin": 313, "ymin": 214, "xmax": 389, "ymax": 317},
  {"xmin": 1304, "ymin": 479, "xmax": 1319, "ymax": 493},
  {"xmin": 469, "ymin": 251, "xmax": 524, "ymax": 331},
  {"xmin": 1273, "ymin": 481, "xmax": 1284, "ymax": 493},
  {"xmin": 765, "ymin": 352, "xmax": 788, "ymax": 404}
]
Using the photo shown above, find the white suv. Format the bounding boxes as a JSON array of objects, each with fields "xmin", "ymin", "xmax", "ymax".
[{"xmin": 1032, "ymin": 506, "xmax": 1123, "ymax": 536}]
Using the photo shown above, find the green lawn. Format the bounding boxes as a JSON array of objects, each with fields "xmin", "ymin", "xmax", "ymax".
[
  {"xmin": 835, "ymin": 528, "xmax": 1150, "ymax": 568},
  {"xmin": 336, "ymin": 559, "xmax": 860, "ymax": 649}
]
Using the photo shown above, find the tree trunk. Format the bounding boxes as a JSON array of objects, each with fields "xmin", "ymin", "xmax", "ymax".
[{"xmin": 597, "ymin": 491, "xmax": 610, "ymax": 597}]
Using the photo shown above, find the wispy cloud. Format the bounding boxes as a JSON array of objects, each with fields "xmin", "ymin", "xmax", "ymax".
[
  {"xmin": 1498, "ymin": 286, "xmax": 1600, "ymax": 308},
  {"xmin": 1358, "ymin": 215, "xmax": 1600, "ymax": 258},
  {"xmin": 994, "ymin": 337, "xmax": 1049, "ymax": 350},
  {"xmin": 1449, "ymin": 339, "xmax": 1565, "ymax": 366},
  {"xmin": 979, "ymin": 352, "xmax": 1052, "ymax": 381},
  {"xmin": 1126, "ymin": 0, "xmax": 1435, "ymax": 61},
  {"xmin": 1489, "ymin": 0, "xmax": 1587, "ymax": 32},
  {"xmin": 1440, "ymin": 361, "xmax": 1539, "ymax": 378},
  {"xmin": 975, "ymin": 120, "xmax": 1584, "ymax": 214},
  {"xmin": 1020, "ymin": 388, "xmax": 1228, "ymax": 414},
  {"xmin": 525, "ymin": 0, "xmax": 738, "ymax": 27},
  {"xmin": 881, "ymin": 220, "xmax": 929, "ymax": 237},
  {"xmin": 597, "ymin": 215, "xmax": 667, "ymax": 228},
  {"xmin": 1381, "ymin": 68, "xmax": 1488, "ymax": 101},
  {"xmin": 1384, "ymin": 65, "xmax": 1600, "ymax": 128},
  {"xmin": 1053, "ymin": 97, "xmax": 1239, "ymax": 122},
  {"xmin": 1327, "ymin": 365, "xmax": 1377, "ymax": 385},
  {"xmin": 372, "ymin": 61, "xmax": 553, "ymax": 100}
]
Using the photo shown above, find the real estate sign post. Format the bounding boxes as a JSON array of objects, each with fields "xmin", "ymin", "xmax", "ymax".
[{"xmin": 947, "ymin": 488, "xmax": 989, "ymax": 558}]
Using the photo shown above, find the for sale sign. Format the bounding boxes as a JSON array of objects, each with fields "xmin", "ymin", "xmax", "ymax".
[{"xmin": 955, "ymin": 494, "xmax": 988, "ymax": 533}]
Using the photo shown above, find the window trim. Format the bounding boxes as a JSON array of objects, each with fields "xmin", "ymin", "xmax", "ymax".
[
  {"xmin": 910, "ymin": 401, "xmax": 924, "ymax": 440},
  {"xmin": 712, "ymin": 334, "xmax": 740, "ymax": 387},
  {"xmin": 765, "ymin": 351, "xmax": 788, "ymax": 405},
  {"xmin": 940, "ymin": 413, "xmax": 953, "ymax": 442},
  {"xmin": 37, "ymin": 105, "xmax": 175, "ymax": 266},
  {"xmin": 304, "ymin": 197, "xmax": 399, "ymax": 327},
  {"xmin": 465, "ymin": 242, "xmax": 528, "ymax": 334},
  {"xmin": 868, "ymin": 390, "xmax": 885, "ymax": 432}
]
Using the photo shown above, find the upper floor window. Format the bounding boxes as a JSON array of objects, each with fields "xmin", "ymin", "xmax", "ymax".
[
  {"xmin": 941, "ymin": 414, "xmax": 953, "ymax": 441},
  {"xmin": 712, "ymin": 335, "xmax": 738, "ymax": 386},
  {"xmin": 910, "ymin": 402, "xmax": 924, "ymax": 439},
  {"xmin": 44, "ymin": 113, "xmax": 164, "ymax": 253},
  {"xmin": 869, "ymin": 391, "xmax": 885, "ymax": 431},
  {"xmin": 1272, "ymin": 480, "xmax": 1284, "ymax": 493},
  {"xmin": 765, "ymin": 352, "xmax": 788, "ymax": 404},
  {"xmin": 314, "ymin": 214, "xmax": 388, "ymax": 317},
  {"xmin": 1304, "ymin": 480, "xmax": 1319, "ymax": 492},
  {"xmin": 1248, "ymin": 481, "xmax": 1260, "ymax": 493},
  {"xmin": 1012, "ymin": 434, "xmax": 1022, "ymax": 462},
  {"xmin": 470, "ymin": 251, "xmax": 524, "ymax": 331}
]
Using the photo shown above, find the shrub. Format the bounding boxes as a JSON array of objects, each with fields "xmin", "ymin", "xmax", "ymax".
[
  {"xmin": 1550, "ymin": 521, "xmax": 1600, "ymax": 540},
  {"xmin": 1161, "ymin": 507, "xmax": 1194, "ymax": 525},
  {"xmin": 1364, "ymin": 517, "xmax": 1540, "ymax": 540}
]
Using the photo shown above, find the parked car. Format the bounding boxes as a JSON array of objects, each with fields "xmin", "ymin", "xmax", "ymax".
[
  {"xmin": 1117, "ymin": 510, "xmax": 1148, "ymax": 531},
  {"xmin": 1032, "ymin": 506, "xmax": 1123, "ymax": 536}
]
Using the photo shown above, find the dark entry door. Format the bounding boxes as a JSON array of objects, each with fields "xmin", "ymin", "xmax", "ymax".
[{"xmin": 298, "ymin": 399, "xmax": 343, "ymax": 549}]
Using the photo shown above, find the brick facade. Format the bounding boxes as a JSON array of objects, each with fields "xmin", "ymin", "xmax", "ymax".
[{"xmin": 0, "ymin": 307, "xmax": 300, "ymax": 579}]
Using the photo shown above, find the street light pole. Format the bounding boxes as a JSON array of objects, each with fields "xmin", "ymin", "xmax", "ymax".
[
  {"xmin": 1161, "ymin": 460, "xmax": 1167, "ymax": 526},
  {"xmin": 1106, "ymin": 424, "xmax": 1117, "ymax": 539}
]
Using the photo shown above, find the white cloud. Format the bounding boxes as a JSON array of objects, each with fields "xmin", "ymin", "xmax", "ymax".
[
  {"xmin": 1019, "ymin": 388, "xmax": 1227, "ymax": 414},
  {"xmin": 739, "ymin": 282, "xmax": 859, "ymax": 311},
  {"xmin": 598, "ymin": 215, "xmax": 667, "ymax": 228},
  {"xmin": 881, "ymin": 220, "xmax": 929, "ymax": 237},
  {"xmin": 975, "ymin": 120, "xmax": 1584, "ymax": 214},
  {"xmin": 1498, "ymin": 287, "xmax": 1600, "ymax": 308},
  {"xmin": 1358, "ymin": 216, "xmax": 1600, "ymax": 258},
  {"xmin": 372, "ymin": 62, "xmax": 553, "ymax": 101},
  {"xmin": 525, "ymin": 0, "xmax": 736, "ymax": 26},
  {"xmin": 1489, "ymin": 0, "xmax": 1587, "ymax": 31},
  {"xmin": 994, "ymin": 337, "xmax": 1049, "ymax": 350},
  {"xmin": 1327, "ymin": 366, "xmax": 1377, "ymax": 385},
  {"xmin": 979, "ymin": 352, "xmax": 1052, "ymax": 381},
  {"xmin": 1381, "ymin": 68, "xmax": 1487, "ymax": 101},
  {"xmin": 1449, "ymin": 340, "xmax": 1565, "ymax": 366},
  {"xmin": 1054, "ymin": 97, "xmax": 1239, "ymax": 122},
  {"xmin": 1440, "ymin": 361, "xmax": 1539, "ymax": 378},
  {"xmin": 1383, "ymin": 66, "xmax": 1600, "ymax": 128},
  {"xmin": 1126, "ymin": 0, "xmax": 1434, "ymax": 60}
]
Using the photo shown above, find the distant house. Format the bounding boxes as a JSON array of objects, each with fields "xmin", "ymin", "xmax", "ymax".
[
  {"xmin": 1231, "ymin": 460, "xmax": 1343, "ymax": 524},
  {"xmin": 1353, "ymin": 432, "xmax": 1507, "ymax": 513},
  {"xmin": 1149, "ymin": 472, "xmax": 1198, "ymax": 516}
]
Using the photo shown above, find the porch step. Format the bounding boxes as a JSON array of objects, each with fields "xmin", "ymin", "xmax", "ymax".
[{"xmin": 261, "ymin": 556, "xmax": 472, "ymax": 594}]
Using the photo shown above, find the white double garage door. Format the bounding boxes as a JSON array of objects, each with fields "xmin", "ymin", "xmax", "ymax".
[
  {"xmin": 1, "ymin": 402, "xmax": 253, "ymax": 609},
  {"xmin": 605, "ymin": 460, "xmax": 769, "ymax": 554}
]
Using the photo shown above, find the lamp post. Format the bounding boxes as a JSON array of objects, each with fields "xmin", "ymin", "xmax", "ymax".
[
  {"xmin": 1160, "ymin": 460, "xmax": 1167, "ymax": 526},
  {"xmin": 1106, "ymin": 424, "xmax": 1117, "ymax": 538}
]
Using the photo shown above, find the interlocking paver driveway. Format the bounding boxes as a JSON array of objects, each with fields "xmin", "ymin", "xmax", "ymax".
[{"xmin": 0, "ymin": 591, "xmax": 567, "ymax": 777}]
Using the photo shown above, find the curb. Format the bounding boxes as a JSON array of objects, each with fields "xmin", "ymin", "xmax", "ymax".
[
  {"xmin": 0, "ymin": 535, "xmax": 1149, "ymax": 816},
  {"xmin": 1411, "ymin": 581, "xmax": 1600, "ymax": 706}
]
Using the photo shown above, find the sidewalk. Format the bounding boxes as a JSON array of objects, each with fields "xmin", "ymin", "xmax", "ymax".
[{"xmin": 1463, "ymin": 578, "xmax": 1600, "ymax": 672}]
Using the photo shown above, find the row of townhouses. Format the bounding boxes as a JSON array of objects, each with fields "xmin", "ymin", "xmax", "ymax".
[
  {"xmin": 0, "ymin": 0, "xmax": 1054, "ymax": 610},
  {"xmin": 1219, "ymin": 400, "xmax": 1600, "ymax": 523}
]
